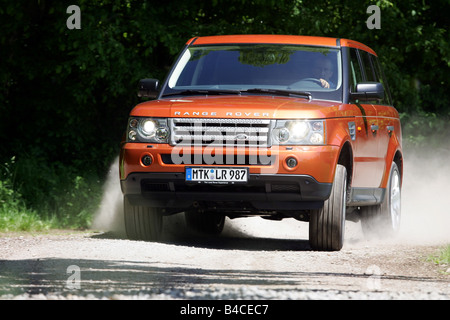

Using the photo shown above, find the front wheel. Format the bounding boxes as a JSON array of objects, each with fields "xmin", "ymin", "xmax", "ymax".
[
  {"xmin": 124, "ymin": 196, "xmax": 163, "ymax": 241},
  {"xmin": 309, "ymin": 164, "xmax": 347, "ymax": 251}
]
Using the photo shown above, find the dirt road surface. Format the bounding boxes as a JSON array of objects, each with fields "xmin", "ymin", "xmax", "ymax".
[
  {"xmin": 0, "ymin": 215, "xmax": 448, "ymax": 300},
  {"xmin": 1, "ymin": 153, "xmax": 449, "ymax": 300}
]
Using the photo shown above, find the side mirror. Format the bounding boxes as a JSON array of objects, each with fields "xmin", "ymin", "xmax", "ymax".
[
  {"xmin": 350, "ymin": 82, "xmax": 384, "ymax": 101},
  {"xmin": 138, "ymin": 79, "xmax": 159, "ymax": 98}
]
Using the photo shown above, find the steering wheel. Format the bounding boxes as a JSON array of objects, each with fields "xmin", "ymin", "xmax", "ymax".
[{"xmin": 290, "ymin": 78, "xmax": 323, "ymax": 87}]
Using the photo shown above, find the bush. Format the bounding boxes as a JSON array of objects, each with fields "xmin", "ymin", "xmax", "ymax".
[
  {"xmin": 0, "ymin": 155, "xmax": 103, "ymax": 231},
  {"xmin": 15, "ymin": 156, "xmax": 103, "ymax": 229},
  {"xmin": 0, "ymin": 157, "xmax": 54, "ymax": 231},
  {"xmin": 401, "ymin": 112, "xmax": 450, "ymax": 151}
]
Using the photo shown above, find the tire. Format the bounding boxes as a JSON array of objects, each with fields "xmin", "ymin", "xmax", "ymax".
[
  {"xmin": 309, "ymin": 164, "xmax": 347, "ymax": 251},
  {"xmin": 124, "ymin": 196, "xmax": 163, "ymax": 241},
  {"xmin": 185, "ymin": 211, "xmax": 225, "ymax": 235},
  {"xmin": 361, "ymin": 162, "xmax": 401, "ymax": 239}
]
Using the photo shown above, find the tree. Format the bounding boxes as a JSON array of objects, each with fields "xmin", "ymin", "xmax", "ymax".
[{"xmin": 0, "ymin": 0, "xmax": 448, "ymax": 216}]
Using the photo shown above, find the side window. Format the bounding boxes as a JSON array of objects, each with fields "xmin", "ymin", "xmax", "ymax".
[
  {"xmin": 371, "ymin": 55, "xmax": 393, "ymax": 105},
  {"xmin": 349, "ymin": 48, "xmax": 363, "ymax": 92},
  {"xmin": 359, "ymin": 50, "xmax": 377, "ymax": 82}
]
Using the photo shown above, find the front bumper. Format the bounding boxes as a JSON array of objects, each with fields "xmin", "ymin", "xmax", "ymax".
[
  {"xmin": 119, "ymin": 143, "xmax": 340, "ymax": 212},
  {"xmin": 121, "ymin": 172, "xmax": 332, "ymax": 211}
]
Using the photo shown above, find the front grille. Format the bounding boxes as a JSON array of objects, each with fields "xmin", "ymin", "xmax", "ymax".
[
  {"xmin": 271, "ymin": 184, "xmax": 300, "ymax": 193},
  {"xmin": 140, "ymin": 181, "xmax": 300, "ymax": 195},
  {"xmin": 174, "ymin": 183, "xmax": 266, "ymax": 194},
  {"xmin": 169, "ymin": 118, "xmax": 273, "ymax": 147},
  {"xmin": 141, "ymin": 181, "xmax": 170, "ymax": 192}
]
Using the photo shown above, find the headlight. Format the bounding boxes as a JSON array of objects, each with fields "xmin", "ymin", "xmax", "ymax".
[
  {"xmin": 272, "ymin": 120, "xmax": 325, "ymax": 145},
  {"xmin": 141, "ymin": 119, "xmax": 157, "ymax": 136},
  {"xmin": 127, "ymin": 117, "xmax": 170, "ymax": 143},
  {"xmin": 288, "ymin": 121, "xmax": 310, "ymax": 142}
]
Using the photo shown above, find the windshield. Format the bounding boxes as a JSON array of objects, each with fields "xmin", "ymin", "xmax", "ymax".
[{"xmin": 162, "ymin": 44, "xmax": 342, "ymax": 101}]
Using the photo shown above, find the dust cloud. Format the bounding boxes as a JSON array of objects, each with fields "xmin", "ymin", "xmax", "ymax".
[
  {"xmin": 92, "ymin": 148, "xmax": 450, "ymax": 245},
  {"xmin": 91, "ymin": 157, "xmax": 125, "ymax": 237},
  {"xmin": 398, "ymin": 148, "xmax": 450, "ymax": 245}
]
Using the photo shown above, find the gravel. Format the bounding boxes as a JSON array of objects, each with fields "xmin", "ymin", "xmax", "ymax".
[{"xmin": 0, "ymin": 216, "xmax": 449, "ymax": 300}]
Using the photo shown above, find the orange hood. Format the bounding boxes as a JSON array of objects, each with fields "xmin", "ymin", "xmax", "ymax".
[{"xmin": 130, "ymin": 95, "xmax": 350, "ymax": 119}]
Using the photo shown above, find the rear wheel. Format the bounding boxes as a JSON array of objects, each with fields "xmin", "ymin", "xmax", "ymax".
[
  {"xmin": 309, "ymin": 164, "xmax": 347, "ymax": 251},
  {"xmin": 185, "ymin": 211, "xmax": 225, "ymax": 235},
  {"xmin": 361, "ymin": 162, "xmax": 401, "ymax": 238},
  {"xmin": 124, "ymin": 196, "xmax": 163, "ymax": 241}
]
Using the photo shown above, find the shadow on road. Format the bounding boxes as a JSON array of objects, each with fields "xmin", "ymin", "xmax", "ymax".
[
  {"xmin": 93, "ymin": 213, "xmax": 314, "ymax": 251},
  {"xmin": 92, "ymin": 230, "xmax": 311, "ymax": 252},
  {"xmin": 0, "ymin": 255, "xmax": 443, "ymax": 299}
]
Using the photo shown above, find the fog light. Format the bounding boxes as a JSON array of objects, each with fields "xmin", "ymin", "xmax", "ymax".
[
  {"xmin": 286, "ymin": 157, "xmax": 298, "ymax": 168},
  {"xmin": 141, "ymin": 155, "xmax": 152, "ymax": 166}
]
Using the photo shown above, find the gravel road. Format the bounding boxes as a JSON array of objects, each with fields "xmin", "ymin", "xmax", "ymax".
[
  {"xmin": 1, "ymin": 152, "xmax": 449, "ymax": 301},
  {"xmin": 0, "ymin": 215, "xmax": 448, "ymax": 300}
]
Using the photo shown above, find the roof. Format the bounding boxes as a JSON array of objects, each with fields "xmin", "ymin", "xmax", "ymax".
[{"xmin": 186, "ymin": 34, "xmax": 377, "ymax": 56}]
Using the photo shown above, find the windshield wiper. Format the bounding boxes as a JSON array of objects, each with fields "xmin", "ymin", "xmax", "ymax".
[
  {"xmin": 162, "ymin": 88, "xmax": 312, "ymax": 100},
  {"xmin": 244, "ymin": 88, "xmax": 312, "ymax": 100},
  {"xmin": 162, "ymin": 89, "xmax": 242, "ymax": 97}
]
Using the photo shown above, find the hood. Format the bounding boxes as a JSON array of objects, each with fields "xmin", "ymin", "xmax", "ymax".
[{"xmin": 131, "ymin": 95, "xmax": 347, "ymax": 119}]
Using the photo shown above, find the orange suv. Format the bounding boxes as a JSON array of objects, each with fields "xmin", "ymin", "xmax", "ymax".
[{"xmin": 120, "ymin": 35, "xmax": 403, "ymax": 251}]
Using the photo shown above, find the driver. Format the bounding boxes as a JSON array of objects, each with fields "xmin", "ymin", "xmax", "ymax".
[{"xmin": 312, "ymin": 57, "xmax": 334, "ymax": 89}]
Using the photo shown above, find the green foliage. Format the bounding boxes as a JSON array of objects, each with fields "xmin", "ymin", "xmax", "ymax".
[
  {"xmin": 0, "ymin": 0, "xmax": 448, "ymax": 229},
  {"xmin": 401, "ymin": 112, "xmax": 450, "ymax": 151},
  {"xmin": 0, "ymin": 158, "xmax": 21, "ymax": 223},
  {"xmin": 0, "ymin": 154, "xmax": 101, "ymax": 230},
  {"xmin": 12, "ymin": 156, "xmax": 102, "ymax": 229},
  {"xmin": 0, "ymin": 157, "xmax": 54, "ymax": 231},
  {"xmin": 427, "ymin": 245, "xmax": 450, "ymax": 274}
]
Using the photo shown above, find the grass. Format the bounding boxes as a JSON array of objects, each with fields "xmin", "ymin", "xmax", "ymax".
[
  {"xmin": 0, "ymin": 197, "xmax": 96, "ymax": 232},
  {"xmin": 0, "ymin": 191, "xmax": 97, "ymax": 232},
  {"xmin": 0, "ymin": 209, "xmax": 55, "ymax": 232},
  {"xmin": 0, "ymin": 156, "xmax": 101, "ymax": 232},
  {"xmin": 427, "ymin": 245, "xmax": 450, "ymax": 269}
]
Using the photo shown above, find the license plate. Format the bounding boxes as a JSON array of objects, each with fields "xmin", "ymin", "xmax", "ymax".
[{"xmin": 186, "ymin": 167, "xmax": 248, "ymax": 184}]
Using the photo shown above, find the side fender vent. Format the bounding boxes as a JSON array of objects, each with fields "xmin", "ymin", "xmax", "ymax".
[{"xmin": 348, "ymin": 122, "xmax": 356, "ymax": 141}]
